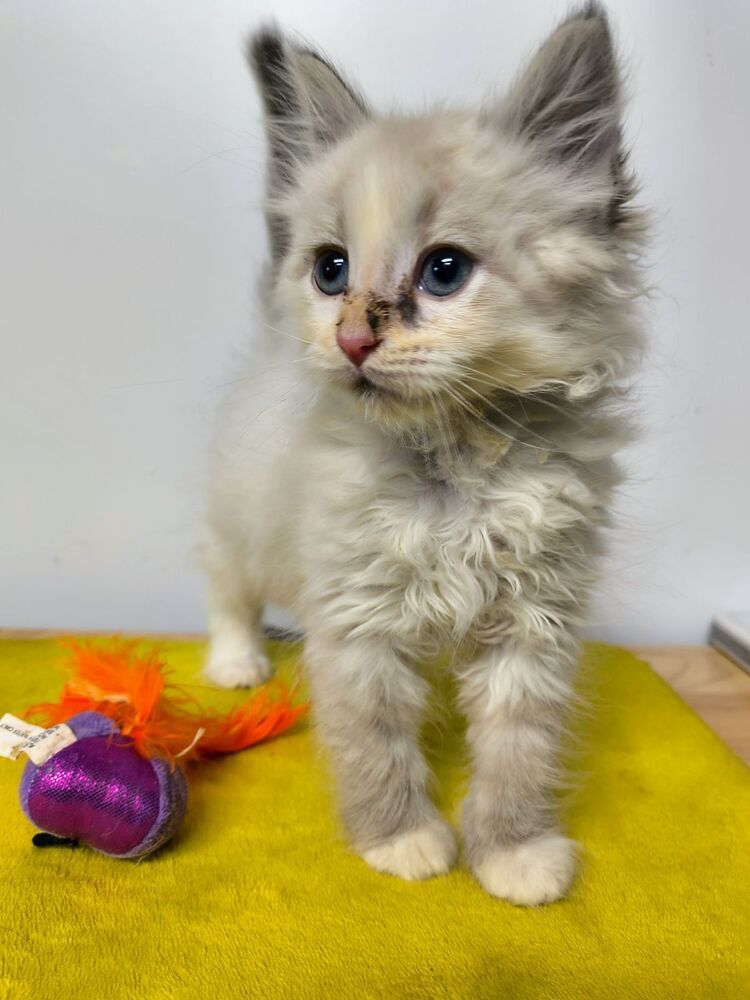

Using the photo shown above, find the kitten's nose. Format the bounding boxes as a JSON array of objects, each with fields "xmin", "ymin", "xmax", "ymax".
[{"xmin": 336, "ymin": 325, "xmax": 380, "ymax": 368}]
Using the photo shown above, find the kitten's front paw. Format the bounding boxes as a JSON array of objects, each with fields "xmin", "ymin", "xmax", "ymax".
[
  {"xmin": 361, "ymin": 819, "xmax": 457, "ymax": 881},
  {"xmin": 472, "ymin": 833, "xmax": 578, "ymax": 906},
  {"xmin": 205, "ymin": 651, "xmax": 272, "ymax": 689}
]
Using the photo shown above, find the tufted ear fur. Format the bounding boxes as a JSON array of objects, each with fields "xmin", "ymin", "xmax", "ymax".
[
  {"xmin": 248, "ymin": 26, "xmax": 369, "ymax": 259},
  {"xmin": 493, "ymin": 3, "xmax": 623, "ymax": 171}
]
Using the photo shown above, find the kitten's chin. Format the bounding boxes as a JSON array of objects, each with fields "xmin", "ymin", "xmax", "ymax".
[
  {"xmin": 350, "ymin": 374, "xmax": 403, "ymax": 403},
  {"xmin": 327, "ymin": 365, "xmax": 460, "ymax": 433},
  {"xmin": 339, "ymin": 371, "xmax": 427, "ymax": 428}
]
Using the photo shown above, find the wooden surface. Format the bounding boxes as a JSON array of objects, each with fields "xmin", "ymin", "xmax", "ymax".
[
  {"xmin": 1, "ymin": 631, "xmax": 748, "ymax": 765},
  {"xmin": 632, "ymin": 645, "xmax": 750, "ymax": 764}
]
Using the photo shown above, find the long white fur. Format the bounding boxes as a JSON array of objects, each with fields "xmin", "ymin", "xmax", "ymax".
[{"xmin": 202, "ymin": 5, "xmax": 646, "ymax": 904}]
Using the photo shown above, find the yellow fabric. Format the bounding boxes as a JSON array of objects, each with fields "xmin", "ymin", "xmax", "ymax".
[{"xmin": 1, "ymin": 638, "xmax": 748, "ymax": 999}]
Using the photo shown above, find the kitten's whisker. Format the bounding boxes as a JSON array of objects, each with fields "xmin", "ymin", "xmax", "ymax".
[
  {"xmin": 430, "ymin": 393, "xmax": 459, "ymax": 469},
  {"xmin": 448, "ymin": 359, "xmax": 529, "ymax": 385},
  {"xmin": 439, "ymin": 383, "xmax": 505, "ymax": 454},
  {"xmin": 448, "ymin": 362, "xmax": 590, "ymax": 431},
  {"xmin": 421, "ymin": 425, "xmax": 434, "ymax": 480},
  {"xmin": 449, "ymin": 367, "xmax": 563, "ymax": 450},
  {"xmin": 179, "ymin": 145, "xmax": 258, "ymax": 175},
  {"xmin": 240, "ymin": 379, "xmax": 313, "ymax": 428},
  {"xmin": 449, "ymin": 378, "xmax": 552, "ymax": 452},
  {"xmin": 457, "ymin": 366, "xmax": 599, "ymax": 436},
  {"xmin": 216, "ymin": 354, "xmax": 311, "ymax": 388},
  {"xmin": 258, "ymin": 319, "xmax": 311, "ymax": 346}
]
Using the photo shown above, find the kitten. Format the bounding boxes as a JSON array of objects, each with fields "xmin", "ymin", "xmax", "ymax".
[{"xmin": 203, "ymin": 3, "xmax": 645, "ymax": 905}]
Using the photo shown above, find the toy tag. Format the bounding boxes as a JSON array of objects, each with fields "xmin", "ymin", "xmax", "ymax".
[
  {"xmin": 0, "ymin": 715, "xmax": 44, "ymax": 759},
  {"xmin": 0, "ymin": 713, "xmax": 77, "ymax": 765}
]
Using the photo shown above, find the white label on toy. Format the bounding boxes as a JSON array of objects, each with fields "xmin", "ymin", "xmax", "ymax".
[
  {"xmin": 0, "ymin": 714, "xmax": 45, "ymax": 759},
  {"xmin": 0, "ymin": 714, "xmax": 77, "ymax": 764},
  {"xmin": 22, "ymin": 722, "xmax": 77, "ymax": 765}
]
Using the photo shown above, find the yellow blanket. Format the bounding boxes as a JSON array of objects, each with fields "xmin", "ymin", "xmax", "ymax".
[{"xmin": 1, "ymin": 638, "xmax": 748, "ymax": 999}]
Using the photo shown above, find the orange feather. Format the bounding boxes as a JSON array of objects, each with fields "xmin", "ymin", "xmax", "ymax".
[{"xmin": 27, "ymin": 639, "xmax": 307, "ymax": 765}]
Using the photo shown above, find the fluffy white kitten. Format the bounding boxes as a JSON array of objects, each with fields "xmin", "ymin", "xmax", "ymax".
[{"xmin": 203, "ymin": 3, "xmax": 645, "ymax": 905}]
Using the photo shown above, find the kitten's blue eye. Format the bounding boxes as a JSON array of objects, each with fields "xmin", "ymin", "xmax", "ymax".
[
  {"xmin": 419, "ymin": 246, "xmax": 473, "ymax": 297},
  {"xmin": 313, "ymin": 248, "xmax": 348, "ymax": 295}
]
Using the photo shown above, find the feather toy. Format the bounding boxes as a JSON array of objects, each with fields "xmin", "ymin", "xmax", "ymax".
[{"xmin": 2, "ymin": 640, "xmax": 306, "ymax": 858}]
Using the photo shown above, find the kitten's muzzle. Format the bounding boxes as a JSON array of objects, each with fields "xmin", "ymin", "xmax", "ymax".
[{"xmin": 336, "ymin": 322, "xmax": 380, "ymax": 368}]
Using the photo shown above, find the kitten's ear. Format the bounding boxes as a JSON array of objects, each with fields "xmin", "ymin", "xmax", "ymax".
[
  {"xmin": 248, "ymin": 26, "xmax": 369, "ymax": 258},
  {"xmin": 494, "ymin": 3, "xmax": 622, "ymax": 168}
]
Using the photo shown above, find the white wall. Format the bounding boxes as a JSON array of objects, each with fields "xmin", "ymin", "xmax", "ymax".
[{"xmin": 1, "ymin": 0, "xmax": 747, "ymax": 642}]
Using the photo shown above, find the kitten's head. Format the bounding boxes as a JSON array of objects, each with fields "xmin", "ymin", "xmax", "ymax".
[{"xmin": 249, "ymin": 4, "xmax": 644, "ymax": 431}]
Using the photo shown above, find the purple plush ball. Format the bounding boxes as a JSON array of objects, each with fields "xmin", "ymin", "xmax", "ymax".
[{"xmin": 19, "ymin": 711, "xmax": 188, "ymax": 859}]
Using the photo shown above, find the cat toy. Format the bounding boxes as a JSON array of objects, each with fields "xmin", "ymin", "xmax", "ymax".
[{"xmin": 0, "ymin": 641, "xmax": 306, "ymax": 859}]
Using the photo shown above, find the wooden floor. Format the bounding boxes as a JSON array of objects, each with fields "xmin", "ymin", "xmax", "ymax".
[
  {"xmin": 1, "ymin": 631, "xmax": 748, "ymax": 765},
  {"xmin": 633, "ymin": 645, "xmax": 750, "ymax": 764}
]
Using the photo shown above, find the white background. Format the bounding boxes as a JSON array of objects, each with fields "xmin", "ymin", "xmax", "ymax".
[{"xmin": 1, "ymin": 1, "xmax": 747, "ymax": 643}]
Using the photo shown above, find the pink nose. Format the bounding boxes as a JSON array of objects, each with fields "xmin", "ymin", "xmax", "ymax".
[{"xmin": 336, "ymin": 325, "xmax": 380, "ymax": 368}]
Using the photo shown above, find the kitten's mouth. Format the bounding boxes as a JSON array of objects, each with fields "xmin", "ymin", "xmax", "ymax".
[
  {"xmin": 352, "ymin": 375, "xmax": 376, "ymax": 396},
  {"xmin": 351, "ymin": 374, "xmax": 399, "ymax": 401}
]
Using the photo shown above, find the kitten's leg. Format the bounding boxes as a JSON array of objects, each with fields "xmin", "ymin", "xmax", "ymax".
[
  {"xmin": 203, "ymin": 541, "xmax": 272, "ymax": 688},
  {"xmin": 306, "ymin": 634, "xmax": 456, "ymax": 880},
  {"xmin": 458, "ymin": 640, "xmax": 578, "ymax": 906}
]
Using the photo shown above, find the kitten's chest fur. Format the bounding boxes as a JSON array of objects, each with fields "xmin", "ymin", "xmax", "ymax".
[
  {"xmin": 369, "ymin": 468, "xmax": 509, "ymax": 645},
  {"xmin": 301, "ymin": 419, "xmax": 586, "ymax": 650}
]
